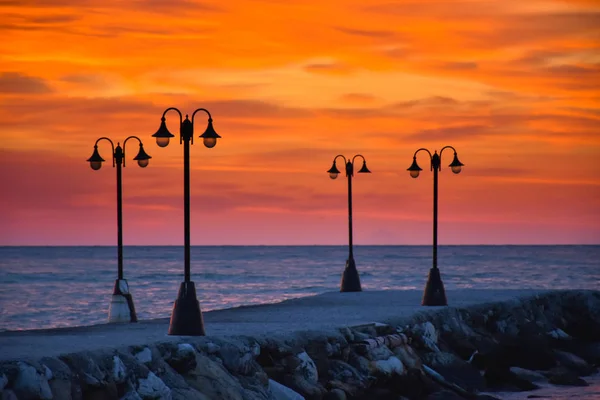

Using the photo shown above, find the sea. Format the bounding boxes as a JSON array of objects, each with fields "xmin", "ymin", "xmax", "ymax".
[
  {"xmin": 1, "ymin": 245, "xmax": 599, "ymax": 399},
  {"xmin": 1, "ymin": 245, "xmax": 598, "ymax": 331}
]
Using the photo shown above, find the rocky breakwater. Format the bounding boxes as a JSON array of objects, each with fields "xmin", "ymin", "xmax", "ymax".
[{"xmin": 1, "ymin": 289, "xmax": 599, "ymax": 400}]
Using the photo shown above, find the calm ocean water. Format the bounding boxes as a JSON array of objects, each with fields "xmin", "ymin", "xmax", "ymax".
[{"xmin": 0, "ymin": 245, "xmax": 598, "ymax": 331}]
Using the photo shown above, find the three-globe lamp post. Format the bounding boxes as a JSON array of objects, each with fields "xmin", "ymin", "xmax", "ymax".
[
  {"xmin": 327, "ymin": 155, "xmax": 371, "ymax": 292},
  {"xmin": 407, "ymin": 146, "xmax": 464, "ymax": 306},
  {"xmin": 151, "ymin": 107, "xmax": 221, "ymax": 336},
  {"xmin": 87, "ymin": 136, "xmax": 152, "ymax": 323}
]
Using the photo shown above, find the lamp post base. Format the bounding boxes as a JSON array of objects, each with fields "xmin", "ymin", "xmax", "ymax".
[
  {"xmin": 168, "ymin": 281, "xmax": 205, "ymax": 336},
  {"xmin": 108, "ymin": 279, "xmax": 138, "ymax": 323},
  {"xmin": 422, "ymin": 268, "xmax": 447, "ymax": 306},
  {"xmin": 340, "ymin": 258, "xmax": 362, "ymax": 292}
]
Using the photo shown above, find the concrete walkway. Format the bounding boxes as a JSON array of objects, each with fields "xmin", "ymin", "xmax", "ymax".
[{"xmin": 0, "ymin": 289, "xmax": 545, "ymax": 362}]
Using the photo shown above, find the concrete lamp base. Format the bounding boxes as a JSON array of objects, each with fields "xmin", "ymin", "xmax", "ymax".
[
  {"xmin": 340, "ymin": 258, "xmax": 362, "ymax": 292},
  {"xmin": 422, "ymin": 267, "xmax": 448, "ymax": 306},
  {"xmin": 108, "ymin": 279, "xmax": 138, "ymax": 323},
  {"xmin": 168, "ymin": 281, "xmax": 205, "ymax": 336}
]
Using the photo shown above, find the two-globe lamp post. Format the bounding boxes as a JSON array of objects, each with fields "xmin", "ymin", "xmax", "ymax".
[
  {"xmin": 87, "ymin": 136, "xmax": 152, "ymax": 322},
  {"xmin": 327, "ymin": 155, "xmax": 371, "ymax": 292},
  {"xmin": 407, "ymin": 146, "xmax": 464, "ymax": 306},
  {"xmin": 151, "ymin": 107, "xmax": 221, "ymax": 336}
]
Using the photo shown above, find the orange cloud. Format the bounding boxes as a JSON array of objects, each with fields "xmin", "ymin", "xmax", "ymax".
[{"xmin": 0, "ymin": 0, "xmax": 598, "ymax": 245}]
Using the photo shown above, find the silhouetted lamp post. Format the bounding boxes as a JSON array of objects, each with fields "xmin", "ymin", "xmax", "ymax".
[
  {"xmin": 87, "ymin": 136, "xmax": 151, "ymax": 323},
  {"xmin": 407, "ymin": 146, "xmax": 464, "ymax": 306},
  {"xmin": 327, "ymin": 155, "xmax": 371, "ymax": 292},
  {"xmin": 152, "ymin": 107, "xmax": 221, "ymax": 336}
]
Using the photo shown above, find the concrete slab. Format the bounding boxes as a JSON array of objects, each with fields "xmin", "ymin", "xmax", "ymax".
[{"xmin": 0, "ymin": 289, "xmax": 546, "ymax": 362}]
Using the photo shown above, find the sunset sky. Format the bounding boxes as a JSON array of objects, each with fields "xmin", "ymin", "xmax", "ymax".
[{"xmin": 1, "ymin": 0, "xmax": 599, "ymax": 245}]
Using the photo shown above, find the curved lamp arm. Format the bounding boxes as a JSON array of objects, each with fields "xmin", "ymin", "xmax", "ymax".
[
  {"xmin": 440, "ymin": 145, "xmax": 463, "ymax": 174},
  {"xmin": 327, "ymin": 154, "xmax": 347, "ymax": 179},
  {"xmin": 413, "ymin": 148, "xmax": 433, "ymax": 171},
  {"xmin": 191, "ymin": 108, "xmax": 212, "ymax": 123},
  {"xmin": 439, "ymin": 145, "xmax": 457, "ymax": 161},
  {"xmin": 352, "ymin": 154, "xmax": 371, "ymax": 174},
  {"xmin": 162, "ymin": 107, "xmax": 183, "ymax": 122},
  {"xmin": 94, "ymin": 137, "xmax": 116, "ymax": 167},
  {"xmin": 122, "ymin": 135, "xmax": 150, "ymax": 168}
]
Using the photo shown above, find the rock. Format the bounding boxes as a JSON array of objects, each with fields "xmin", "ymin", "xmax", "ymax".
[
  {"xmin": 134, "ymin": 348, "xmax": 153, "ymax": 364},
  {"xmin": 393, "ymin": 345, "xmax": 422, "ymax": 370},
  {"xmin": 170, "ymin": 387, "xmax": 210, "ymax": 400},
  {"xmin": 121, "ymin": 390, "xmax": 143, "ymax": 400},
  {"xmin": 268, "ymin": 379, "xmax": 304, "ymax": 400},
  {"xmin": 324, "ymin": 388, "xmax": 346, "ymax": 400},
  {"xmin": 112, "ymin": 355, "xmax": 127, "ymax": 383},
  {"xmin": 48, "ymin": 379, "xmax": 73, "ymax": 400},
  {"xmin": 484, "ymin": 366, "xmax": 539, "ymax": 391},
  {"xmin": 346, "ymin": 352, "xmax": 370, "ymax": 376},
  {"xmin": 295, "ymin": 352, "xmax": 318, "ymax": 385},
  {"xmin": 509, "ymin": 367, "xmax": 546, "ymax": 382},
  {"xmin": 554, "ymin": 350, "xmax": 596, "ymax": 376},
  {"xmin": 371, "ymin": 356, "xmax": 404, "ymax": 377},
  {"xmin": 185, "ymin": 353, "xmax": 244, "ymax": 400},
  {"xmin": 326, "ymin": 360, "xmax": 367, "ymax": 396},
  {"xmin": 165, "ymin": 344, "xmax": 197, "ymax": 374},
  {"xmin": 422, "ymin": 352, "xmax": 485, "ymax": 392},
  {"xmin": 412, "ymin": 322, "xmax": 440, "ymax": 352},
  {"xmin": 137, "ymin": 371, "xmax": 172, "ymax": 400},
  {"xmin": 13, "ymin": 362, "xmax": 52, "ymax": 400},
  {"xmin": 548, "ymin": 328, "xmax": 571, "ymax": 340},
  {"xmin": 1, "ymin": 390, "xmax": 18, "ymax": 400},
  {"xmin": 545, "ymin": 367, "xmax": 589, "ymax": 386},
  {"xmin": 426, "ymin": 389, "xmax": 464, "ymax": 400},
  {"xmin": 363, "ymin": 345, "xmax": 394, "ymax": 362}
]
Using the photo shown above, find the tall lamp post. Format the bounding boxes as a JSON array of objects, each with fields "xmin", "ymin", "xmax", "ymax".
[
  {"xmin": 327, "ymin": 155, "xmax": 371, "ymax": 292},
  {"xmin": 86, "ymin": 136, "xmax": 152, "ymax": 323},
  {"xmin": 151, "ymin": 107, "xmax": 221, "ymax": 336},
  {"xmin": 407, "ymin": 146, "xmax": 464, "ymax": 306}
]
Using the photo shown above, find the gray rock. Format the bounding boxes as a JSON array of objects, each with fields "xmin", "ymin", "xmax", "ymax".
[
  {"xmin": 294, "ymin": 352, "xmax": 318, "ymax": 385},
  {"xmin": 165, "ymin": 344, "xmax": 197, "ymax": 375},
  {"xmin": 370, "ymin": 356, "xmax": 404, "ymax": 377},
  {"xmin": 1, "ymin": 390, "xmax": 18, "ymax": 400},
  {"xmin": 134, "ymin": 348, "xmax": 153, "ymax": 364},
  {"xmin": 363, "ymin": 345, "xmax": 394, "ymax": 361},
  {"xmin": 393, "ymin": 345, "xmax": 422, "ymax": 370},
  {"xmin": 323, "ymin": 388, "xmax": 345, "ymax": 400},
  {"xmin": 13, "ymin": 362, "xmax": 52, "ymax": 400},
  {"xmin": 423, "ymin": 352, "xmax": 485, "ymax": 392},
  {"xmin": 185, "ymin": 353, "xmax": 244, "ymax": 400},
  {"xmin": 546, "ymin": 367, "xmax": 589, "ymax": 387},
  {"xmin": 48, "ymin": 379, "xmax": 73, "ymax": 400},
  {"xmin": 137, "ymin": 371, "xmax": 172, "ymax": 400},
  {"xmin": 170, "ymin": 387, "xmax": 210, "ymax": 400},
  {"xmin": 509, "ymin": 367, "xmax": 546, "ymax": 382},
  {"xmin": 268, "ymin": 379, "xmax": 304, "ymax": 400},
  {"xmin": 554, "ymin": 350, "xmax": 596, "ymax": 376},
  {"xmin": 426, "ymin": 389, "xmax": 464, "ymax": 400}
]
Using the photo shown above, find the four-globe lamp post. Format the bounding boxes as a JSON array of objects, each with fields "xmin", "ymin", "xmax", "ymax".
[
  {"xmin": 407, "ymin": 146, "xmax": 464, "ymax": 306},
  {"xmin": 151, "ymin": 107, "xmax": 221, "ymax": 336},
  {"xmin": 86, "ymin": 136, "xmax": 152, "ymax": 323},
  {"xmin": 327, "ymin": 155, "xmax": 371, "ymax": 292}
]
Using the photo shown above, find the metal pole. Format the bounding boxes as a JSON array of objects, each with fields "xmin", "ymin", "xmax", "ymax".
[
  {"xmin": 183, "ymin": 128, "xmax": 191, "ymax": 283},
  {"xmin": 116, "ymin": 150, "xmax": 123, "ymax": 280},
  {"xmin": 433, "ymin": 159, "xmax": 438, "ymax": 270},
  {"xmin": 347, "ymin": 164, "xmax": 354, "ymax": 261}
]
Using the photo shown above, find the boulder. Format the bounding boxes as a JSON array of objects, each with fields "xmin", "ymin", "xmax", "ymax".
[
  {"xmin": 184, "ymin": 353, "xmax": 244, "ymax": 400},
  {"xmin": 554, "ymin": 350, "xmax": 596, "ymax": 376},
  {"xmin": 422, "ymin": 352, "xmax": 485, "ymax": 392},
  {"xmin": 545, "ymin": 367, "xmax": 589, "ymax": 387}
]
